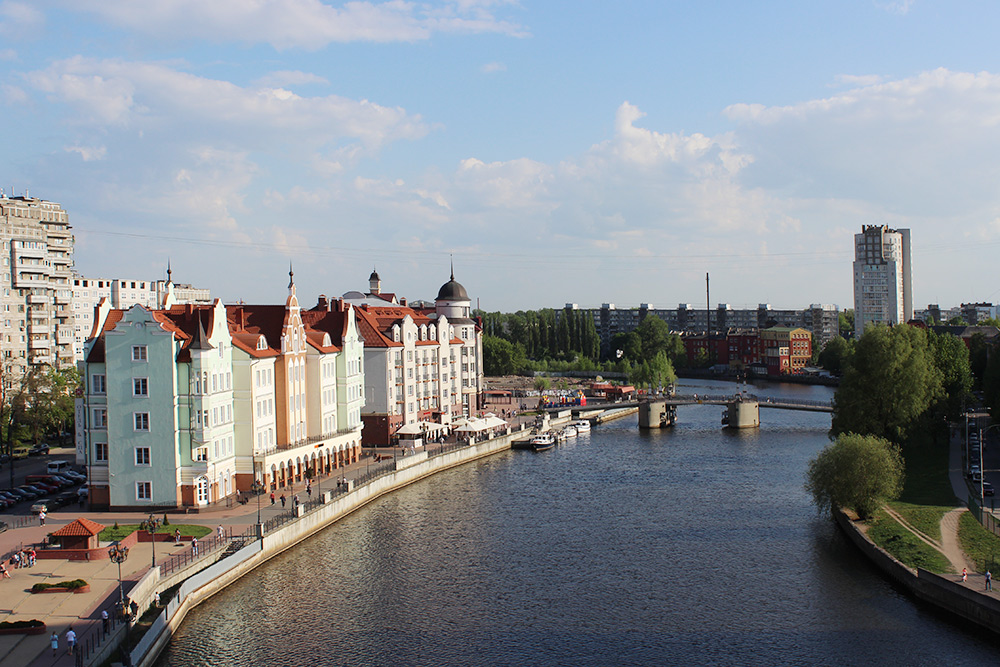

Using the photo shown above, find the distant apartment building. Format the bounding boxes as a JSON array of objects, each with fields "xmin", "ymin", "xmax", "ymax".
[
  {"xmin": 344, "ymin": 269, "xmax": 484, "ymax": 446},
  {"xmin": 569, "ymin": 302, "xmax": 838, "ymax": 355},
  {"xmin": 73, "ymin": 269, "xmax": 211, "ymax": 361},
  {"xmin": 760, "ymin": 327, "xmax": 813, "ymax": 376},
  {"xmin": 0, "ymin": 193, "xmax": 75, "ymax": 373},
  {"xmin": 853, "ymin": 225, "xmax": 911, "ymax": 337}
]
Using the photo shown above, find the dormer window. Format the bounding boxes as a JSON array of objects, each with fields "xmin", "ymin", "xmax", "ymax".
[
  {"xmin": 393, "ymin": 325, "xmax": 400, "ymax": 342},
  {"xmin": 323, "ymin": 333, "xmax": 331, "ymax": 346},
  {"xmin": 257, "ymin": 336, "xmax": 267, "ymax": 351}
]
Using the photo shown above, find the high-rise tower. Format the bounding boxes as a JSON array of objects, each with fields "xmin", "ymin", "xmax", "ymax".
[{"xmin": 853, "ymin": 225, "xmax": 911, "ymax": 337}]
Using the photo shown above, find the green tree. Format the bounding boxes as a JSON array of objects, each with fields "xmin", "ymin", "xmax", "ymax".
[
  {"xmin": 968, "ymin": 333, "xmax": 990, "ymax": 389},
  {"xmin": 630, "ymin": 351, "xmax": 677, "ymax": 392},
  {"xmin": 831, "ymin": 324, "xmax": 943, "ymax": 442},
  {"xmin": 839, "ymin": 309, "xmax": 855, "ymax": 338},
  {"xmin": 634, "ymin": 315, "xmax": 671, "ymax": 358},
  {"xmin": 805, "ymin": 432, "xmax": 904, "ymax": 520},
  {"xmin": 609, "ymin": 331, "xmax": 642, "ymax": 362},
  {"xmin": 817, "ymin": 336, "xmax": 853, "ymax": 375},
  {"xmin": 928, "ymin": 330, "xmax": 972, "ymax": 420},
  {"xmin": 533, "ymin": 377, "xmax": 551, "ymax": 392},
  {"xmin": 483, "ymin": 335, "xmax": 526, "ymax": 376}
]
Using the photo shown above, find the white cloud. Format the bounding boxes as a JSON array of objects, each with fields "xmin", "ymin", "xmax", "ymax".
[
  {"xmin": 875, "ymin": 0, "xmax": 914, "ymax": 15},
  {"xmin": 0, "ymin": 1, "xmax": 44, "ymax": 36},
  {"xmin": 64, "ymin": 144, "xmax": 107, "ymax": 161},
  {"xmin": 26, "ymin": 57, "xmax": 428, "ymax": 148},
  {"xmin": 832, "ymin": 74, "xmax": 883, "ymax": 87},
  {"xmin": 253, "ymin": 70, "xmax": 329, "ymax": 87},
  {"xmin": 0, "ymin": 48, "xmax": 16, "ymax": 61},
  {"xmin": 480, "ymin": 62, "xmax": 506, "ymax": 74},
  {"xmin": 66, "ymin": 0, "xmax": 527, "ymax": 49}
]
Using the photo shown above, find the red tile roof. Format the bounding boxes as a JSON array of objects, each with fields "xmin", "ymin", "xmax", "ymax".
[{"xmin": 52, "ymin": 517, "xmax": 105, "ymax": 537}]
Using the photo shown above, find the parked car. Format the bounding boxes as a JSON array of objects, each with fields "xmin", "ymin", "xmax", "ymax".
[
  {"xmin": 28, "ymin": 444, "xmax": 49, "ymax": 456},
  {"xmin": 28, "ymin": 481, "xmax": 59, "ymax": 494},
  {"xmin": 30, "ymin": 503, "xmax": 47, "ymax": 514},
  {"xmin": 77, "ymin": 485, "xmax": 89, "ymax": 500},
  {"xmin": 50, "ymin": 475, "xmax": 78, "ymax": 488},
  {"xmin": 983, "ymin": 481, "xmax": 995, "ymax": 497},
  {"xmin": 63, "ymin": 471, "xmax": 86, "ymax": 483},
  {"xmin": 14, "ymin": 487, "xmax": 41, "ymax": 500},
  {"xmin": 1, "ymin": 489, "xmax": 29, "ymax": 501},
  {"xmin": 52, "ymin": 491, "xmax": 77, "ymax": 508},
  {"xmin": 0, "ymin": 490, "xmax": 20, "ymax": 502}
]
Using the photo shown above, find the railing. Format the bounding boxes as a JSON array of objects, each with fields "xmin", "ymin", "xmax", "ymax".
[
  {"xmin": 8, "ymin": 514, "xmax": 38, "ymax": 530},
  {"xmin": 157, "ymin": 527, "xmax": 234, "ymax": 577}
]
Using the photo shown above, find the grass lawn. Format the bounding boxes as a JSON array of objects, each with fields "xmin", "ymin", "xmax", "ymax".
[
  {"xmin": 98, "ymin": 524, "xmax": 212, "ymax": 542},
  {"xmin": 867, "ymin": 509, "xmax": 951, "ymax": 574},
  {"xmin": 957, "ymin": 512, "xmax": 1000, "ymax": 572},
  {"xmin": 887, "ymin": 435, "xmax": 958, "ymax": 542}
]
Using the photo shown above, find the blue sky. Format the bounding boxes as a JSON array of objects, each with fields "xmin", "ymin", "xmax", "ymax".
[{"xmin": 3, "ymin": 0, "xmax": 1000, "ymax": 312}]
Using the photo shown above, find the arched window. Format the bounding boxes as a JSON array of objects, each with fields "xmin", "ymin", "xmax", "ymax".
[{"xmin": 196, "ymin": 477, "xmax": 209, "ymax": 504}]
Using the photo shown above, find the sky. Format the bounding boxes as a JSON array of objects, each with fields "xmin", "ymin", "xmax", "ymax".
[{"xmin": 3, "ymin": 0, "xmax": 1000, "ymax": 312}]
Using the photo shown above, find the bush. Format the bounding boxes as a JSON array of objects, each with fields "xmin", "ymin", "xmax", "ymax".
[
  {"xmin": 0, "ymin": 620, "xmax": 43, "ymax": 629},
  {"xmin": 162, "ymin": 514, "xmax": 170, "ymax": 526},
  {"xmin": 31, "ymin": 579, "xmax": 88, "ymax": 592},
  {"xmin": 805, "ymin": 432, "xmax": 905, "ymax": 519}
]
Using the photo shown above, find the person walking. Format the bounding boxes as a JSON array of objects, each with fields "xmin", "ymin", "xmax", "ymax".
[
  {"xmin": 270, "ymin": 491, "xmax": 275, "ymax": 505},
  {"xmin": 154, "ymin": 591, "xmax": 160, "ymax": 607},
  {"xmin": 962, "ymin": 567, "xmax": 968, "ymax": 583},
  {"xmin": 65, "ymin": 627, "xmax": 76, "ymax": 655},
  {"xmin": 191, "ymin": 537, "xmax": 198, "ymax": 557},
  {"xmin": 28, "ymin": 548, "xmax": 35, "ymax": 567},
  {"xmin": 0, "ymin": 563, "xmax": 9, "ymax": 579},
  {"xmin": 102, "ymin": 609, "xmax": 109, "ymax": 633},
  {"xmin": 280, "ymin": 494, "xmax": 286, "ymax": 508},
  {"xmin": 38, "ymin": 509, "xmax": 45, "ymax": 526},
  {"xmin": 217, "ymin": 524, "xmax": 224, "ymax": 538},
  {"xmin": 986, "ymin": 570, "xmax": 993, "ymax": 591},
  {"xmin": 174, "ymin": 528, "xmax": 181, "ymax": 544},
  {"xmin": 50, "ymin": 632, "xmax": 59, "ymax": 657}
]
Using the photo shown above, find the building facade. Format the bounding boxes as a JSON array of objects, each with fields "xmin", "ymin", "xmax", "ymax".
[
  {"xmin": 0, "ymin": 194, "xmax": 75, "ymax": 373},
  {"xmin": 77, "ymin": 274, "xmax": 364, "ymax": 509},
  {"xmin": 853, "ymin": 225, "xmax": 912, "ymax": 337},
  {"xmin": 346, "ymin": 270, "xmax": 484, "ymax": 446},
  {"xmin": 73, "ymin": 269, "xmax": 211, "ymax": 361}
]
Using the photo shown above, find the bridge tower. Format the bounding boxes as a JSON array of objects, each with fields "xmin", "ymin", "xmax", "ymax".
[
  {"xmin": 723, "ymin": 400, "xmax": 759, "ymax": 429},
  {"xmin": 639, "ymin": 400, "xmax": 676, "ymax": 429}
]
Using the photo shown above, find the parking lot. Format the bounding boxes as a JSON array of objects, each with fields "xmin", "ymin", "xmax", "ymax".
[{"xmin": 0, "ymin": 447, "xmax": 85, "ymax": 522}]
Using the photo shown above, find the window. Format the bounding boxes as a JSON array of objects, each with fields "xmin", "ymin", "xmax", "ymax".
[
  {"xmin": 133, "ymin": 377, "xmax": 148, "ymax": 396},
  {"xmin": 134, "ymin": 412, "xmax": 149, "ymax": 431},
  {"xmin": 195, "ymin": 447, "xmax": 208, "ymax": 462},
  {"xmin": 196, "ymin": 477, "xmax": 208, "ymax": 503},
  {"xmin": 92, "ymin": 374, "xmax": 106, "ymax": 394},
  {"xmin": 94, "ymin": 442, "xmax": 108, "ymax": 462},
  {"xmin": 93, "ymin": 408, "xmax": 107, "ymax": 428},
  {"xmin": 132, "ymin": 345, "xmax": 147, "ymax": 361},
  {"xmin": 136, "ymin": 481, "xmax": 152, "ymax": 501},
  {"xmin": 135, "ymin": 447, "xmax": 151, "ymax": 466}
]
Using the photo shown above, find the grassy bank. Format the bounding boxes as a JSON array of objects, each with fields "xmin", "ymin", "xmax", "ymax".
[
  {"xmin": 98, "ymin": 524, "xmax": 212, "ymax": 542},
  {"xmin": 867, "ymin": 508, "xmax": 951, "ymax": 573}
]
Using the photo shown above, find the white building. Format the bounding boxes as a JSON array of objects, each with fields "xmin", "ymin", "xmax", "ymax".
[
  {"xmin": 0, "ymin": 194, "xmax": 75, "ymax": 372},
  {"xmin": 344, "ymin": 269, "xmax": 484, "ymax": 446},
  {"xmin": 73, "ymin": 267, "xmax": 211, "ymax": 361},
  {"xmin": 853, "ymin": 225, "xmax": 911, "ymax": 337}
]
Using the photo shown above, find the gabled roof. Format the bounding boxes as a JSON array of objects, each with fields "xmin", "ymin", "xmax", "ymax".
[{"xmin": 52, "ymin": 517, "xmax": 105, "ymax": 537}]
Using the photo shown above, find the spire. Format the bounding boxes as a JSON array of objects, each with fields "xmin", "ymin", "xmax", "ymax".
[
  {"xmin": 188, "ymin": 312, "xmax": 214, "ymax": 350},
  {"xmin": 450, "ymin": 254, "xmax": 455, "ymax": 281},
  {"xmin": 166, "ymin": 259, "xmax": 172, "ymax": 284},
  {"xmin": 288, "ymin": 262, "xmax": 294, "ymax": 289}
]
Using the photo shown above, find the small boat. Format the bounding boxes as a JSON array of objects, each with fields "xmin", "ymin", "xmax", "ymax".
[
  {"xmin": 571, "ymin": 420, "xmax": 591, "ymax": 433},
  {"xmin": 559, "ymin": 425, "xmax": 578, "ymax": 440},
  {"xmin": 530, "ymin": 432, "xmax": 557, "ymax": 451}
]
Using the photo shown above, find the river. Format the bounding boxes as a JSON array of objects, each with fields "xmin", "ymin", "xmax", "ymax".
[{"xmin": 158, "ymin": 379, "xmax": 995, "ymax": 666}]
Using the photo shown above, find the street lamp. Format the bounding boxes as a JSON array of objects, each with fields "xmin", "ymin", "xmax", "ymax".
[
  {"xmin": 108, "ymin": 540, "xmax": 131, "ymax": 666},
  {"xmin": 145, "ymin": 514, "xmax": 160, "ymax": 568}
]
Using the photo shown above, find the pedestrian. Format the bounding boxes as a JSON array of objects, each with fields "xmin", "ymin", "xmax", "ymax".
[
  {"xmin": 38, "ymin": 509, "xmax": 45, "ymax": 526},
  {"xmin": 280, "ymin": 494, "xmax": 286, "ymax": 507},
  {"xmin": 307, "ymin": 485, "xmax": 312, "ymax": 499},
  {"xmin": 65, "ymin": 627, "xmax": 76, "ymax": 655},
  {"xmin": 50, "ymin": 632, "xmax": 59, "ymax": 657},
  {"xmin": 154, "ymin": 591, "xmax": 160, "ymax": 607},
  {"xmin": 101, "ymin": 609, "xmax": 109, "ymax": 633},
  {"xmin": 217, "ymin": 524, "xmax": 224, "ymax": 538},
  {"xmin": 987, "ymin": 570, "xmax": 993, "ymax": 591},
  {"xmin": 0, "ymin": 563, "xmax": 10, "ymax": 579},
  {"xmin": 28, "ymin": 548, "xmax": 35, "ymax": 567},
  {"xmin": 270, "ymin": 491, "xmax": 275, "ymax": 505},
  {"xmin": 174, "ymin": 528, "xmax": 181, "ymax": 544},
  {"xmin": 191, "ymin": 537, "xmax": 198, "ymax": 556},
  {"xmin": 293, "ymin": 494, "xmax": 299, "ymax": 509},
  {"xmin": 962, "ymin": 567, "xmax": 968, "ymax": 582}
]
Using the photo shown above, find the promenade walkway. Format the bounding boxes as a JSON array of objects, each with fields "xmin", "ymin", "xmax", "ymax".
[{"xmin": 0, "ymin": 446, "xmax": 414, "ymax": 667}]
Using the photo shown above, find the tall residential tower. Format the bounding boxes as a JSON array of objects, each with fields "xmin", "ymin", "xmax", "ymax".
[{"xmin": 853, "ymin": 225, "xmax": 911, "ymax": 337}]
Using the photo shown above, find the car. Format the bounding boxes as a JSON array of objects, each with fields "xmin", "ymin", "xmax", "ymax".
[
  {"xmin": 77, "ymin": 485, "xmax": 89, "ymax": 499},
  {"xmin": 52, "ymin": 491, "xmax": 77, "ymax": 508},
  {"xmin": 62, "ymin": 470, "xmax": 85, "ymax": 482},
  {"xmin": 14, "ymin": 487, "xmax": 41, "ymax": 500},
  {"xmin": 50, "ymin": 475, "xmax": 77, "ymax": 488},
  {"xmin": 0, "ymin": 490, "xmax": 19, "ymax": 502},
  {"xmin": 1, "ymin": 489, "xmax": 29, "ymax": 501},
  {"xmin": 983, "ymin": 482, "xmax": 995, "ymax": 497},
  {"xmin": 28, "ymin": 444, "xmax": 49, "ymax": 456},
  {"xmin": 973, "ymin": 471, "xmax": 983, "ymax": 483},
  {"xmin": 30, "ymin": 503, "xmax": 47, "ymax": 514},
  {"xmin": 28, "ymin": 481, "xmax": 59, "ymax": 494}
]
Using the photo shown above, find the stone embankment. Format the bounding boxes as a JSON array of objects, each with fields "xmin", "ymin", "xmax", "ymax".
[{"xmin": 835, "ymin": 510, "xmax": 1000, "ymax": 635}]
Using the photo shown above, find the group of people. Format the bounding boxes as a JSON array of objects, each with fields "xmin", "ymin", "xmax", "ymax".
[
  {"xmin": 961, "ymin": 566, "xmax": 993, "ymax": 591},
  {"xmin": 51, "ymin": 627, "xmax": 76, "ymax": 657},
  {"xmin": 6, "ymin": 548, "xmax": 36, "ymax": 570}
]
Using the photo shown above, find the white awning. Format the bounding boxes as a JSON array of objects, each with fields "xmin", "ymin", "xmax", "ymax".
[
  {"xmin": 482, "ymin": 416, "xmax": 507, "ymax": 429},
  {"xmin": 456, "ymin": 418, "xmax": 489, "ymax": 432},
  {"xmin": 396, "ymin": 421, "xmax": 447, "ymax": 436}
]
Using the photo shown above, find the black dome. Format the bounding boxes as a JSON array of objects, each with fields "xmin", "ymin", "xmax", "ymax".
[
  {"xmin": 369, "ymin": 269, "xmax": 380, "ymax": 281},
  {"xmin": 436, "ymin": 276, "xmax": 469, "ymax": 301}
]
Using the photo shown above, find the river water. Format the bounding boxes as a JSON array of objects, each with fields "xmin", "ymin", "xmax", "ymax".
[{"xmin": 159, "ymin": 379, "xmax": 995, "ymax": 666}]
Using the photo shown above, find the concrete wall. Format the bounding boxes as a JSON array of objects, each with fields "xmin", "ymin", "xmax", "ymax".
[
  {"xmin": 835, "ymin": 510, "xmax": 1000, "ymax": 635},
  {"xmin": 134, "ymin": 432, "xmax": 517, "ymax": 667}
]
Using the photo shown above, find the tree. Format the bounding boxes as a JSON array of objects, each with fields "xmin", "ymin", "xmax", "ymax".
[
  {"xmin": 634, "ymin": 316, "xmax": 671, "ymax": 358},
  {"xmin": 805, "ymin": 432, "xmax": 904, "ymax": 519},
  {"xmin": 533, "ymin": 377, "xmax": 550, "ymax": 392},
  {"xmin": 609, "ymin": 331, "xmax": 642, "ymax": 362},
  {"xmin": 630, "ymin": 351, "xmax": 676, "ymax": 393},
  {"xmin": 817, "ymin": 336, "xmax": 853, "ymax": 375},
  {"xmin": 831, "ymin": 324, "xmax": 943, "ymax": 442},
  {"xmin": 927, "ymin": 330, "xmax": 972, "ymax": 420},
  {"xmin": 839, "ymin": 310, "xmax": 855, "ymax": 338},
  {"xmin": 482, "ymin": 335, "xmax": 526, "ymax": 376}
]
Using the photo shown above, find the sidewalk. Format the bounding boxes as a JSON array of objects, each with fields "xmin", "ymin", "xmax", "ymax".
[{"xmin": 0, "ymin": 448, "xmax": 388, "ymax": 667}]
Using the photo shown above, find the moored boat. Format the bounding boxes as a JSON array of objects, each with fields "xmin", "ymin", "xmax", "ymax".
[
  {"xmin": 530, "ymin": 432, "xmax": 557, "ymax": 451},
  {"xmin": 559, "ymin": 425, "xmax": 578, "ymax": 440},
  {"xmin": 571, "ymin": 420, "xmax": 591, "ymax": 433}
]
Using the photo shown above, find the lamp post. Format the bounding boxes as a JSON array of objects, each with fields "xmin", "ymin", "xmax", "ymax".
[
  {"xmin": 145, "ymin": 514, "xmax": 160, "ymax": 568},
  {"xmin": 108, "ymin": 540, "xmax": 131, "ymax": 666}
]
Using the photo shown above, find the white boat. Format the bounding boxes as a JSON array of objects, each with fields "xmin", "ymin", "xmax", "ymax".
[
  {"xmin": 559, "ymin": 425, "xmax": 578, "ymax": 440},
  {"xmin": 529, "ymin": 432, "xmax": 557, "ymax": 451},
  {"xmin": 571, "ymin": 420, "xmax": 591, "ymax": 433}
]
